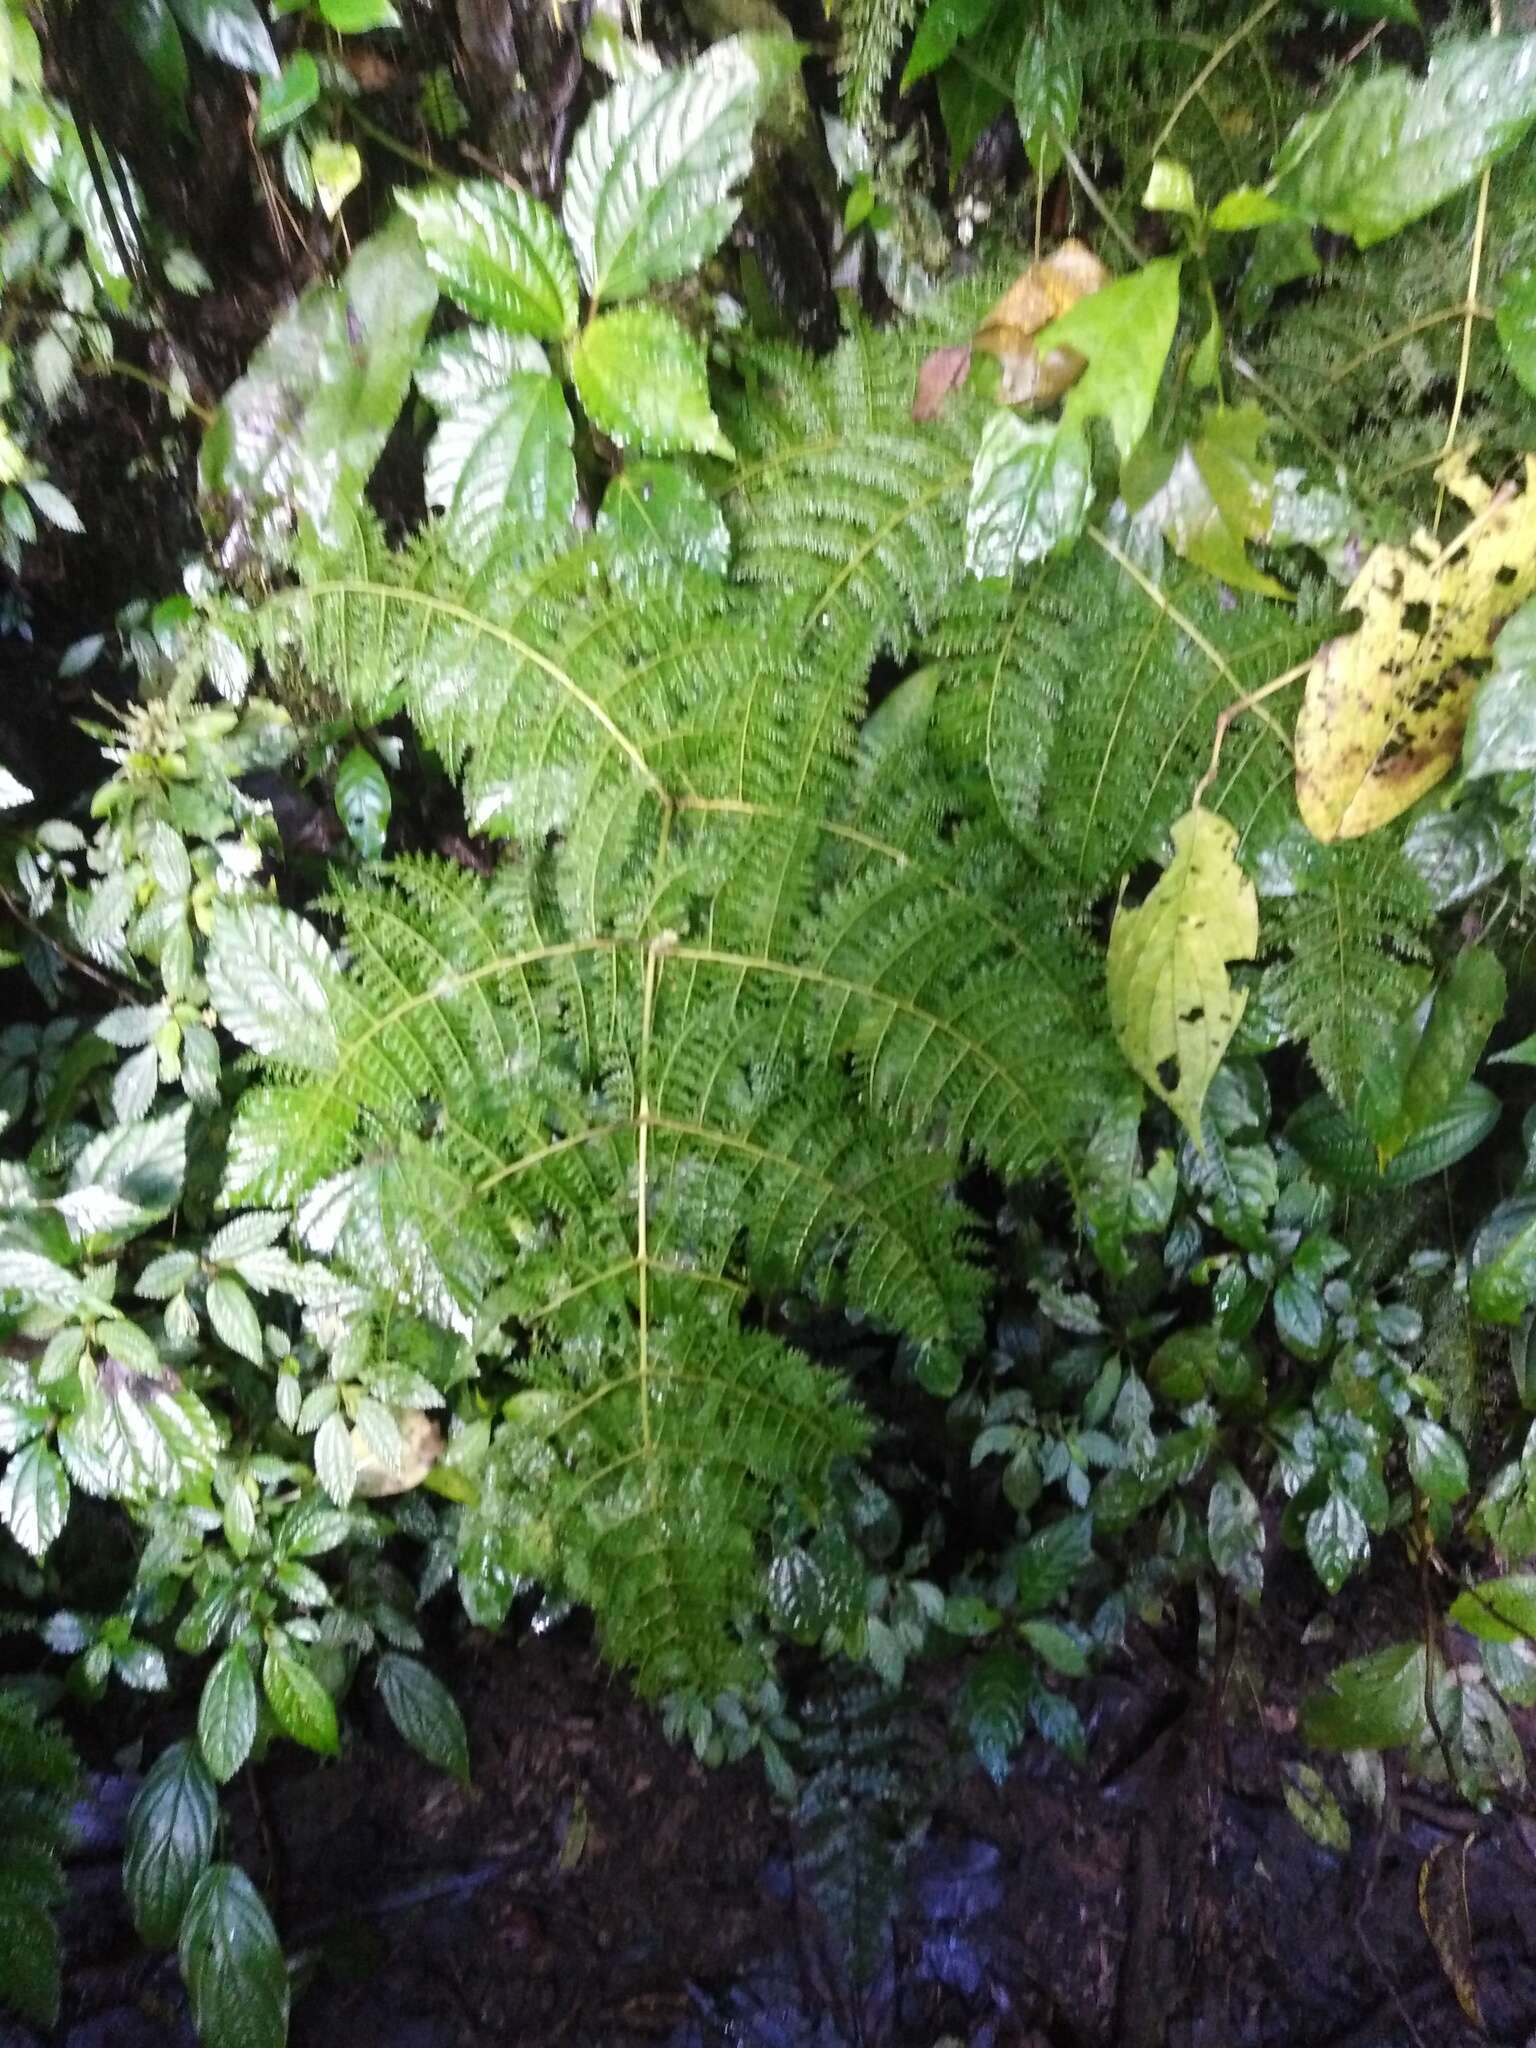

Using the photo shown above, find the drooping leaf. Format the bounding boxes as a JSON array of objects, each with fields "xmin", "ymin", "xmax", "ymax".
[
  {"xmin": 1270, "ymin": 35, "xmax": 1536, "ymax": 249},
  {"xmin": 1106, "ymin": 806, "xmax": 1260, "ymax": 1146},
  {"xmin": 125, "ymin": 0, "xmax": 191, "ymax": 130},
  {"xmin": 314, "ymin": 1411, "xmax": 356, "ymax": 1508},
  {"xmin": 262, "ymin": 1643, "xmax": 339, "ymax": 1756},
  {"xmin": 199, "ymin": 215, "xmax": 436, "ymax": 563},
  {"xmin": 178, "ymin": 1865, "xmax": 289, "ymax": 2048},
  {"xmin": 1034, "ymin": 257, "xmax": 1182, "ymax": 460},
  {"xmin": 397, "ymin": 180, "xmax": 578, "ymax": 341},
  {"xmin": 423, "ymin": 372, "xmax": 576, "ymax": 567},
  {"xmin": 165, "ymin": 0, "xmax": 277, "ymax": 77},
  {"xmin": 1208, "ymin": 1463, "xmax": 1264, "ymax": 1598},
  {"xmin": 972, "ymin": 240, "xmax": 1109, "ymax": 407},
  {"xmin": 1294, "ymin": 458, "xmax": 1536, "ymax": 840},
  {"xmin": 965, "ymin": 415, "xmax": 1091, "ymax": 577},
  {"xmin": 597, "ymin": 460, "xmax": 730, "ymax": 576},
  {"xmin": 960, "ymin": 1645, "xmax": 1031, "ymax": 1783},
  {"xmin": 124, "ymin": 1741, "xmax": 217, "ymax": 1947},
  {"xmin": 198, "ymin": 1645, "xmax": 258, "ymax": 1784},
  {"xmin": 1464, "ymin": 594, "xmax": 1536, "ymax": 778},
  {"xmin": 1356, "ymin": 948, "xmax": 1505, "ymax": 1162},
  {"xmin": 376, "ymin": 1654, "xmax": 470, "ymax": 1782},
  {"xmin": 570, "ymin": 305, "xmax": 731, "ymax": 457},
  {"xmin": 563, "ymin": 34, "xmax": 800, "ymax": 304}
]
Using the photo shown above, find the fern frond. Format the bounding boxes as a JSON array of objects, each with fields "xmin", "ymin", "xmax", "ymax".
[
  {"xmin": 0, "ymin": 1690, "xmax": 75, "ymax": 2030},
  {"xmin": 829, "ymin": 0, "xmax": 922, "ymax": 128}
]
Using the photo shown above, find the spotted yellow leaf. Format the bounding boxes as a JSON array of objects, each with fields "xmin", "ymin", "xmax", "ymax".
[
  {"xmin": 1295, "ymin": 455, "xmax": 1536, "ymax": 841},
  {"xmin": 1106, "ymin": 806, "xmax": 1259, "ymax": 1147}
]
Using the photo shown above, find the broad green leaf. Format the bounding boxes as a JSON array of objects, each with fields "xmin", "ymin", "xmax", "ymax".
[
  {"xmin": 397, "ymin": 180, "xmax": 578, "ymax": 341},
  {"xmin": 0, "ymin": 1440, "xmax": 69, "ymax": 1557},
  {"xmin": 1019, "ymin": 1617, "xmax": 1088, "ymax": 1676},
  {"xmin": 597, "ymin": 460, "xmax": 730, "ymax": 575},
  {"xmin": 334, "ymin": 745, "xmax": 392, "ymax": 859},
  {"xmin": 570, "ymin": 305, "xmax": 731, "ymax": 458},
  {"xmin": 1356, "ymin": 949, "xmax": 1505, "ymax": 1162},
  {"xmin": 318, "ymin": 0, "xmax": 400, "ymax": 27},
  {"xmin": 1106, "ymin": 806, "xmax": 1259, "ymax": 1146},
  {"xmin": 256, "ymin": 52, "xmax": 318, "ymax": 140},
  {"xmin": 200, "ymin": 215, "xmax": 436, "ymax": 561},
  {"xmin": 1270, "ymin": 36, "xmax": 1536, "ymax": 248},
  {"xmin": 376, "ymin": 1653, "xmax": 470, "ymax": 1782},
  {"xmin": 903, "ymin": 0, "xmax": 999, "ymax": 85},
  {"xmin": 1449, "ymin": 1574, "xmax": 1536, "ymax": 1643},
  {"xmin": 166, "ymin": 0, "xmax": 278, "ymax": 76},
  {"xmin": 1014, "ymin": 1513, "xmax": 1092, "ymax": 1613},
  {"xmin": 965, "ymin": 415, "xmax": 1091, "ymax": 577},
  {"xmin": 1013, "ymin": 1, "xmax": 1080, "ymax": 183},
  {"xmin": 262, "ymin": 1643, "xmax": 338, "ymax": 1755},
  {"xmin": 178, "ymin": 1865, "xmax": 289, "ymax": 2048},
  {"xmin": 1306, "ymin": 1490, "xmax": 1368, "ymax": 1593},
  {"xmin": 207, "ymin": 1275, "xmax": 264, "ymax": 1365},
  {"xmin": 125, "ymin": 0, "xmax": 191, "ymax": 130},
  {"xmin": 314, "ymin": 1411, "xmax": 356, "ymax": 1508},
  {"xmin": 1295, "ymin": 460, "xmax": 1536, "ymax": 839},
  {"xmin": 1497, "ymin": 263, "xmax": 1536, "ymax": 400},
  {"xmin": 1125, "ymin": 404, "xmax": 1288, "ymax": 598},
  {"xmin": 311, "ymin": 140, "xmax": 362, "ymax": 220},
  {"xmin": 1209, "ymin": 184, "xmax": 1295, "ymax": 232},
  {"xmin": 1405, "ymin": 1416, "xmax": 1469, "ymax": 1504},
  {"xmin": 563, "ymin": 34, "xmax": 799, "ymax": 303},
  {"xmin": 1300, "ymin": 1641, "xmax": 1427, "ymax": 1749},
  {"xmin": 199, "ymin": 1646, "xmax": 259, "ymax": 1782},
  {"xmin": 1465, "ymin": 596, "xmax": 1536, "ymax": 777},
  {"xmin": 424, "ymin": 372, "xmax": 576, "ymax": 566},
  {"xmin": 1471, "ymin": 1196, "xmax": 1536, "ymax": 1323},
  {"xmin": 206, "ymin": 905, "xmax": 339, "ymax": 1071},
  {"xmin": 1034, "ymin": 257, "xmax": 1182, "ymax": 460},
  {"xmin": 1287, "ymin": 1083, "xmax": 1499, "ymax": 1191},
  {"xmin": 416, "ymin": 325, "xmax": 549, "ymax": 408},
  {"xmin": 124, "ymin": 1741, "xmax": 217, "ymax": 1946}
]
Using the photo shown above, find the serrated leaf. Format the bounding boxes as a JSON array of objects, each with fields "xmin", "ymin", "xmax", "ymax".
[
  {"xmin": 597, "ymin": 460, "xmax": 730, "ymax": 575},
  {"xmin": 23, "ymin": 479, "xmax": 83, "ymax": 533},
  {"xmin": 334, "ymin": 745, "xmax": 392, "ymax": 860},
  {"xmin": 1034, "ymin": 257, "xmax": 1183, "ymax": 460},
  {"xmin": 1288, "ymin": 1083, "xmax": 1499, "ymax": 1191},
  {"xmin": 563, "ymin": 34, "xmax": 797, "ymax": 303},
  {"xmin": 424, "ymin": 373, "xmax": 576, "ymax": 566},
  {"xmin": 965, "ymin": 415, "xmax": 1091, "ymax": 577},
  {"xmin": 199, "ymin": 1645, "xmax": 258, "ymax": 1782},
  {"xmin": 124, "ymin": 1741, "xmax": 217, "ymax": 1946},
  {"xmin": 1208, "ymin": 1463, "xmax": 1264, "ymax": 1598},
  {"xmin": 207, "ymin": 1275, "xmax": 264, "ymax": 1365},
  {"xmin": 0, "ymin": 1440, "xmax": 69, "ymax": 1558},
  {"xmin": 111, "ymin": 1044, "xmax": 159, "ymax": 1124},
  {"xmin": 571, "ymin": 305, "xmax": 731, "ymax": 458},
  {"xmin": 263, "ymin": 1643, "xmax": 338, "ymax": 1755},
  {"xmin": 206, "ymin": 904, "xmax": 339, "ymax": 1070},
  {"xmin": 376, "ymin": 1653, "xmax": 470, "ymax": 1782},
  {"xmin": 166, "ymin": 0, "xmax": 278, "ymax": 76},
  {"xmin": 1271, "ymin": 35, "xmax": 1536, "ymax": 248},
  {"xmin": 415, "ymin": 325, "xmax": 549, "ymax": 407},
  {"xmin": 314, "ymin": 1411, "xmax": 356, "ymax": 1508},
  {"xmin": 1107, "ymin": 807, "xmax": 1259, "ymax": 1146},
  {"xmin": 1306, "ymin": 1490, "xmax": 1368, "ymax": 1593},
  {"xmin": 178, "ymin": 1864, "xmax": 289, "ymax": 2048},
  {"xmin": 1301, "ymin": 1641, "xmax": 1427, "ymax": 1749},
  {"xmin": 397, "ymin": 180, "xmax": 578, "ymax": 340},
  {"xmin": 1465, "ymin": 595, "xmax": 1536, "ymax": 778},
  {"xmin": 1296, "ymin": 464, "xmax": 1536, "ymax": 839},
  {"xmin": 1014, "ymin": 1514, "xmax": 1093, "ymax": 1613},
  {"xmin": 1020, "ymin": 1617, "xmax": 1088, "ymax": 1676}
]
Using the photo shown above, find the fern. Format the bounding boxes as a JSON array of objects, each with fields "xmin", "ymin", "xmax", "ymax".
[
  {"xmin": 0, "ymin": 1689, "xmax": 76, "ymax": 2030},
  {"xmin": 830, "ymin": 0, "xmax": 923, "ymax": 129}
]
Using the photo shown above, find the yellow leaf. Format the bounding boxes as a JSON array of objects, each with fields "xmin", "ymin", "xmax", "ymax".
[
  {"xmin": 973, "ymin": 239, "xmax": 1110, "ymax": 408},
  {"xmin": 1106, "ymin": 806, "xmax": 1259, "ymax": 1147},
  {"xmin": 351, "ymin": 1407, "xmax": 444, "ymax": 1498},
  {"xmin": 1295, "ymin": 456, "xmax": 1536, "ymax": 841}
]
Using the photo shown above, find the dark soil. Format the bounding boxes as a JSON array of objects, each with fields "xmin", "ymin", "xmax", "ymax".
[{"xmin": 15, "ymin": 1618, "xmax": 1536, "ymax": 2048}]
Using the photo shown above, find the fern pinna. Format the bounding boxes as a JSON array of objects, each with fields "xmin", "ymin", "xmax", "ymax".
[{"xmin": 208, "ymin": 303, "xmax": 1435, "ymax": 1694}]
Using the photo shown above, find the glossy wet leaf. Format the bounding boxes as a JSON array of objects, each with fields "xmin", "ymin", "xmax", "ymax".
[
  {"xmin": 376, "ymin": 1653, "xmax": 470, "ymax": 1782},
  {"xmin": 314, "ymin": 1410, "xmax": 356, "ymax": 1508},
  {"xmin": 1356, "ymin": 948, "xmax": 1505, "ymax": 1162},
  {"xmin": 199, "ymin": 1645, "xmax": 258, "ymax": 1783},
  {"xmin": 206, "ymin": 905, "xmax": 339, "ymax": 1071},
  {"xmin": 1405, "ymin": 1416, "xmax": 1469, "ymax": 1503},
  {"xmin": 0, "ymin": 1439, "xmax": 68, "ymax": 1558},
  {"xmin": 965, "ymin": 414, "xmax": 1091, "ymax": 576},
  {"xmin": 1448, "ymin": 1574, "xmax": 1536, "ymax": 1643},
  {"xmin": 397, "ymin": 180, "xmax": 578, "ymax": 342},
  {"xmin": 972, "ymin": 239, "xmax": 1109, "ymax": 407},
  {"xmin": 257, "ymin": 52, "xmax": 318, "ymax": 141},
  {"xmin": 563, "ymin": 33, "xmax": 799, "ymax": 303},
  {"xmin": 125, "ymin": 0, "xmax": 191, "ymax": 130},
  {"xmin": 1464, "ymin": 594, "xmax": 1536, "ymax": 778},
  {"xmin": 424, "ymin": 372, "xmax": 576, "ymax": 568},
  {"xmin": 571, "ymin": 305, "xmax": 731, "ymax": 458},
  {"xmin": 200, "ymin": 215, "xmax": 436, "ymax": 562},
  {"xmin": 1126, "ymin": 403, "xmax": 1287, "ymax": 598},
  {"xmin": 1208, "ymin": 1464, "xmax": 1264, "ymax": 1598},
  {"xmin": 1013, "ymin": 0, "xmax": 1081, "ymax": 183},
  {"xmin": 1306, "ymin": 1489, "xmax": 1368, "ymax": 1593},
  {"xmin": 334, "ymin": 745, "xmax": 392, "ymax": 859},
  {"xmin": 262, "ymin": 1643, "xmax": 338, "ymax": 1756},
  {"xmin": 166, "ymin": 0, "xmax": 277, "ymax": 77},
  {"xmin": 1035, "ymin": 256, "xmax": 1182, "ymax": 459},
  {"xmin": 597, "ymin": 460, "xmax": 730, "ymax": 575},
  {"xmin": 1470, "ymin": 1197, "xmax": 1536, "ymax": 1323},
  {"xmin": 1107, "ymin": 807, "xmax": 1259, "ymax": 1146},
  {"xmin": 124, "ymin": 1741, "xmax": 217, "ymax": 1946},
  {"xmin": 1295, "ymin": 458, "xmax": 1536, "ymax": 840},
  {"xmin": 1271, "ymin": 35, "xmax": 1536, "ymax": 247},
  {"xmin": 1300, "ymin": 1641, "xmax": 1427, "ymax": 1749},
  {"xmin": 178, "ymin": 1865, "xmax": 289, "ymax": 2048},
  {"xmin": 207, "ymin": 1274, "xmax": 263, "ymax": 1364}
]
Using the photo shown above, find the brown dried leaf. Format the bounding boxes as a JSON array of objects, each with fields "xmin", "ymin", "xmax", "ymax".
[
  {"xmin": 1417, "ymin": 1839, "xmax": 1484, "ymax": 2029},
  {"xmin": 973, "ymin": 239, "xmax": 1110, "ymax": 408},
  {"xmin": 912, "ymin": 343, "xmax": 972, "ymax": 422},
  {"xmin": 351, "ymin": 1408, "xmax": 445, "ymax": 1498},
  {"xmin": 1295, "ymin": 455, "xmax": 1536, "ymax": 841}
]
